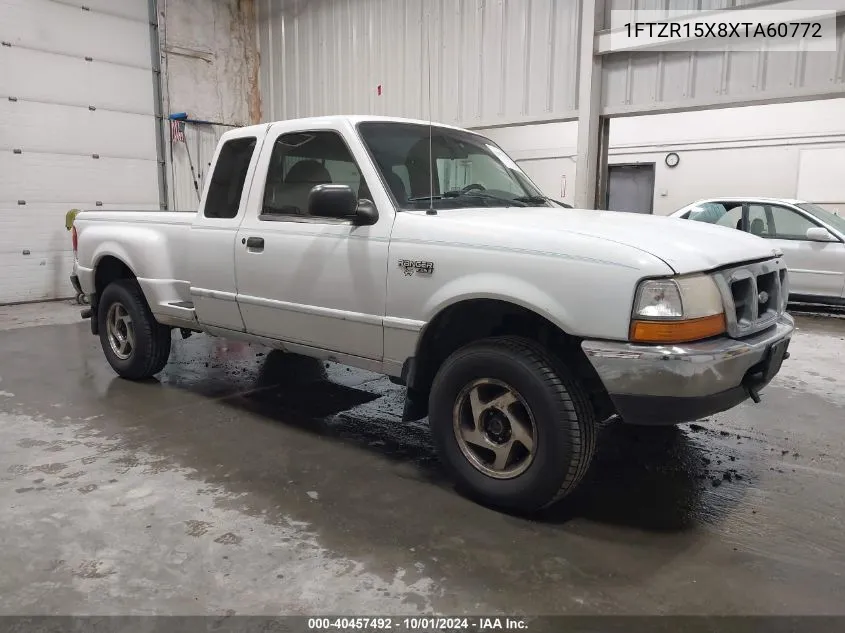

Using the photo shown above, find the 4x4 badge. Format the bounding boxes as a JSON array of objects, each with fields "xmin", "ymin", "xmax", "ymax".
[{"xmin": 399, "ymin": 259, "xmax": 434, "ymax": 276}]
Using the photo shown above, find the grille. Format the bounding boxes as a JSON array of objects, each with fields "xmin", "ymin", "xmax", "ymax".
[{"xmin": 713, "ymin": 258, "xmax": 788, "ymax": 339}]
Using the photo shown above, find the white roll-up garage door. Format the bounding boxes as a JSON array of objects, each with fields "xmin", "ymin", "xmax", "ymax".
[{"xmin": 0, "ymin": 0, "xmax": 162, "ymax": 304}]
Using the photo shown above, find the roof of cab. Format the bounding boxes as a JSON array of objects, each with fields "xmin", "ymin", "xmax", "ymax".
[{"xmin": 220, "ymin": 115, "xmax": 479, "ymax": 140}]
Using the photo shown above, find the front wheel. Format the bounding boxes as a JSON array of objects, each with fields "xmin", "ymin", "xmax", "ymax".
[
  {"xmin": 428, "ymin": 336, "xmax": 597, "ymax": 514},
  {"xmin": 97, "ymin": 279, "xmax": 172, "ymax": 380}
]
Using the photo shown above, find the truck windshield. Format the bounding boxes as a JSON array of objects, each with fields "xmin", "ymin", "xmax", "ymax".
[{"xmin": 357, "ymin": 121, "xmax": 548, "ymax": 210}]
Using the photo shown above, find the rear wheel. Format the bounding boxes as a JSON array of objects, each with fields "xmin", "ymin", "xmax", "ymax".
[
  {"xmin": 428, "ymin": 336, "xmax": 596, "ymax": 514},
  {"xmin": 97, "ymin": 279, "xmax": 171, "ymax": 379}
]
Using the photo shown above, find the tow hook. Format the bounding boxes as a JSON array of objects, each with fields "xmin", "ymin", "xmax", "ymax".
[
  {"xmin": 743, "ymin": 373, "xmax": 763, "ymax": 404},
  {"xmin": 743, "ymin": 347, "xmax": 790, "ymax": 405}
]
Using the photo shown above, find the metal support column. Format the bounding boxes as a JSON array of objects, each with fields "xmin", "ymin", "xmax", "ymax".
[
  {"xmin": 574, "ymin": 0, "xmax": 605, "ymax": 210},
  {"xmin": 595, "ymin": 115, "xmax": 610, "ymax": 209},
  {"xmin": 148, "ymin": 0, "xmax": 169, "ymax": 210}
]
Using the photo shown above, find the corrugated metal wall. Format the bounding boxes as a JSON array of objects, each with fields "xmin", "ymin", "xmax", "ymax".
[
  {"xmin": 257, "ymin": 0, "xmax": 845, "ymax": 127},
  {"xmin": 601, "ymin": 16, "xmax": 845, "ymax": 115},
  {"xmin": 257, "ymin": 0, "xmax": 582, "ymax": 127}
]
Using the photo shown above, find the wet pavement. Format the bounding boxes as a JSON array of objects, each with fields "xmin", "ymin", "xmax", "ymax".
[{"xmin": 1, "ymin": 303, "xmax": 844, "ymax": 616}]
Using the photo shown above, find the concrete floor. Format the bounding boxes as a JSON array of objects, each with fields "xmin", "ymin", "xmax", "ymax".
[{"xmin": 1, "ymin": 301, "xmax": 844, "ymax": 616}]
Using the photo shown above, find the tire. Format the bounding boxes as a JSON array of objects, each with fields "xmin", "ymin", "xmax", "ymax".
[
  {"xmin": 97, "ymin": 279, "xmax": 172, "ymax": 380},
  {"xmin": 428, "ymin": 336, "xmax": 596, "ymax": 514}
]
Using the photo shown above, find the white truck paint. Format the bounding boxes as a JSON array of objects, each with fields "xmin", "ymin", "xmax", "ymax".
[{"xmin": 71, "ymin": 116, "xmax": 794, "ymax": 513}]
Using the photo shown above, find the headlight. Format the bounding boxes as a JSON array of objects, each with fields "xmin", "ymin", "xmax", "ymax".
[{"xmin": 630, "ymin": 274, "xmax": 726, "ymax": 343}]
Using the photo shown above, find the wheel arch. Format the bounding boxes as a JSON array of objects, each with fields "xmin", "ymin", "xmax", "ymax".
[
  {"xmin": 402, "ymin": 297, "xmax": 613, "ymax": 422},
  {"xmin": 90, "ymin": 253, "xmax": 142, "ymax": 335}
]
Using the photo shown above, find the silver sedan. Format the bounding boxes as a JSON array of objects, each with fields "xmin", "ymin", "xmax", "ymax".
[{"xmin": 670, "ymin": 197, "xmax": 845, "ymax": 306}]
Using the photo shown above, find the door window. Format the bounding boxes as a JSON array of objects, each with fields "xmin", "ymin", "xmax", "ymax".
[
  {"xmin": 797, "ymin": 202, "xmax": 845, "ymax": 235},
  {"xmin": 261, "ymin": 131, "xmax": 364, "ymax": 218},
  {"xmin": 204, "ymin": 137, "xmax": 257, "ymax": 219},
  {"xmin": 767, "ymin": 205, "xmax": 820, "ymax": 240},
  {"xmin": 746, "ymin": 204, "xmax": 772, "ymax": 237}
]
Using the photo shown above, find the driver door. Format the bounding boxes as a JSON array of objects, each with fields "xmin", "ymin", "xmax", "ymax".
[{"xmin": 233, "ymin": 121, "xmax": 394, "ymax": 361}]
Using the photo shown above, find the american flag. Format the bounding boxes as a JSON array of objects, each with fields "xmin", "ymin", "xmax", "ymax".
[{"xmin": 170, "ymin": 119, "xmax": 186, "ymax": 143}]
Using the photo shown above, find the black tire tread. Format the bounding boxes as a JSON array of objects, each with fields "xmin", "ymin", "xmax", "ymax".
[
  {"xmin": 99, "ymin": 279, "xmax": 171, "ymax": 380},
  {"xmin": 478, "ymin": 336, "xmax": 596, "ymax": 507},
  {"xmin": 432, "ymin": 335, "xmax": 597, "ymax": 511}
]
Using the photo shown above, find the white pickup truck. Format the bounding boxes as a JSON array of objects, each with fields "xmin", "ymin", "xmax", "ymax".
[{"xmin": 71, "ymin": 115, "xmax": 794, "ymax": 513}]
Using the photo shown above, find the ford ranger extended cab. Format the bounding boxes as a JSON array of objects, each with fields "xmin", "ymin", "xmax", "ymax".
[{"xmin": 71, "ymin": 115, "xmax": 793, "ymax": 513}]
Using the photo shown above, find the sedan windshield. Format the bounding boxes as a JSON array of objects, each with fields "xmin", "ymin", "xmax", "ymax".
[
  {"xmin": 357, "ymin": 121, "xmax": 550, "ymax": 210},
  {"xmin": 797, "ymin": 203, "xmax": 845, "ymax": 235}
]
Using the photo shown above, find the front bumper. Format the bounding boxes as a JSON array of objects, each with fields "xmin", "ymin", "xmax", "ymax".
[{"xmin": 581, "ymin": 314, "xmax": 794, "ymax": 425}]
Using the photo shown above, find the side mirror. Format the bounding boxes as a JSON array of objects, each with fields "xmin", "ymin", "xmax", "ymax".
[
  {"xmin": 308, "ymin": 184, "xmax": 357, "ymax": 218},
  {"xmin": 307, "ymin": 184, "xmax": 379, "ymax": 226},
  {"xmin": 805, "ymin": 226, "xmax": 837, "ymax": 242}
]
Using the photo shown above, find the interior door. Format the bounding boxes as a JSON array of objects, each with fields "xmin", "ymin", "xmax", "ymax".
[
  {"xmin": 746, "ymin": 203, "xmax": 845, "ymax": 300},
  {"xmin": 233, "ymin": 123, "xmax": 393, "ymax": 360},
  {"xmin": 606, "ymin": 164, "xmax": 655, "ymax": 214}
]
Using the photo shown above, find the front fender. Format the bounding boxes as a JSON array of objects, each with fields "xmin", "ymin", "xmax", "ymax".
[{"xmin": 422, "ymin": 273, "xmax": 576, "ymax": 336}]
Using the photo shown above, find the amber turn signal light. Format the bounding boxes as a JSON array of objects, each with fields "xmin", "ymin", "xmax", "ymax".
[{"xmin": 630, "ymin": 313, "xmax": 726, "ymax": 344}]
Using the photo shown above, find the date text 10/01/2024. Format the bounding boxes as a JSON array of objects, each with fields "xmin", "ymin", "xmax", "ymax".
[
  {"xmin": 307, "ymin": 617, "xmax": 529, "ymax": 631},
  {"xmin": 624, "ymin": 21, "xmax": 823, "ymax": 39}
]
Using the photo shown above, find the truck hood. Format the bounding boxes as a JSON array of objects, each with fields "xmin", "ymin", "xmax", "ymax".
[{"xmin": 422, "ymin": 207, "xmax": 781, "ymax": 275}]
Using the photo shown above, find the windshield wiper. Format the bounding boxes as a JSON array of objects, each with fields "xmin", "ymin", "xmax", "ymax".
[
  {"xmin": 515, "ymin": 195, "xmax": 572, "ymax": 208},
  {"xmin": 407, "ymin": 190, "xmax": 527, "ymax": 207},
  {"xmin": 444, "ymin": 190, "xmax": 528, "ymax": 207},
  {"xmin": 407, "ymin": 194, "xmax": 445, "ymax": 202},
  {"xmin": 408, "ymin": 190, "xmax": 536, "ymax": 207}
]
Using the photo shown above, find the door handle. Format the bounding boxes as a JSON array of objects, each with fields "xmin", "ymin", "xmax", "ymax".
[{"xmin": 245, "ymin": 236, "xmax": 264, "ymax": 251}]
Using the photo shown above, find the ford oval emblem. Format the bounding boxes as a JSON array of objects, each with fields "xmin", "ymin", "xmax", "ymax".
[{"xmin": 758, "ymin": 290, "xmax": 769, "ymax": 303}]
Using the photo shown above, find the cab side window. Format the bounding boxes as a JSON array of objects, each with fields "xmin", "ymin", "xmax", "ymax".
[
  {"xmin": 261, "ymin": 131, "xmax": 364, "ymax": 218},
  {"xmin": 204, "ymin": 137, "xmax": 257, "ymax": 219}
]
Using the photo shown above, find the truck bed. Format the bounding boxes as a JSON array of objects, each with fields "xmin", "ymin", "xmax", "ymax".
[{"xmin": 73, "ymin": 210, "xmax": 197, "ymax": 329}]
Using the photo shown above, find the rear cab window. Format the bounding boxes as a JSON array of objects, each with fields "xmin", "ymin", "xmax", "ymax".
[{"xmin": 204, "ymin": 137, "xmax": 258, "ymax": 219}]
